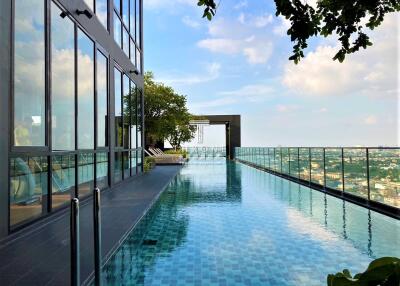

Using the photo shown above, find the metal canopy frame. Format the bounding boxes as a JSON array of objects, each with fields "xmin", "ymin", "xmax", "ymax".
[{"xmin": 192, "ymin": 115, "xmax": 241, "ymax": 159}]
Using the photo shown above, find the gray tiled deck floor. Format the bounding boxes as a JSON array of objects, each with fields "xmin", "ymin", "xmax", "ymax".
[{"xmin": 0, "ymin": 166, "xmax": 181, "ymax": 286}]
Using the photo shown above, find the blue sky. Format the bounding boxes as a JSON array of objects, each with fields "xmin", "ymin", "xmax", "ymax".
[{"xmin": 144, "ymin": 0, "xmax": 399, "ymax": 147}]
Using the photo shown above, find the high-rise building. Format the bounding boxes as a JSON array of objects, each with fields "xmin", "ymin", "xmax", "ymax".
[{"xmin": 0, "ymin": 0, "xmax": 144, "ymax": 239}]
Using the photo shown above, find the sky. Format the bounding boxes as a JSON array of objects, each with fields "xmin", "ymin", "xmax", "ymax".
[{"xmin": 143, "ymin": 0, "xmax": 399, "ymax": 147}]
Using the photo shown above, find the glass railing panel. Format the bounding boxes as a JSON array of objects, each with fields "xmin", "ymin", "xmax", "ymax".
[
  {"xmin": 114, "ymin": 152, "xmax": 123, "ymax": 183},
  {"xmin": 78, "ymin": 153, "xmax": 94, "ymax": 198},
  {"xmin": 123, "ymin": 151, "xmax": 130, "ymax": 178},
  {"xmin": 311, "ymin": 148, "xmax": 324, "ymax": 186},
  {"xmin": 262, "ymin": 148, "xmax": 268, "ymax": 168},
  {"xmin": 268, "ymin": 148, "xmax": 274, "ymax": 170},
  {"xmin": 52, "ymin": 154, "xmax": 75, "ymax": 209},
  {"xmin": 343, "ymin": 148, "xmax": 368, "ymax": 199},
  {"xmin": 258, "ymin": 148, "xmax": 264, "ymax": 167},
  {"xmin": 299, "ymin": 148, "xmax": 310, "ymax": 181},
  {"xmin": 369, "ymin": 148, "xmax": 400, "ymax": 208},
  {"xmin": 130, "ymin": 150, "xmax": 137, "ymax": 175},
  {"xmin": 289, "ymin": 148, "xmax": 299, "ymax": 178},
  {"xmin": 325, "ymin": 148, "xmax": 343, "ymax": 191},
  {"xmin": 96, "ymin": 152, "xmax": 109, "ymax": 190},
  {"xmin": 274, "ymin": 148, "xmax": 281, "ymax": 172},
  {"xmin": 281, "ymin": 148, "xmax": 289, "ymax": 175}
]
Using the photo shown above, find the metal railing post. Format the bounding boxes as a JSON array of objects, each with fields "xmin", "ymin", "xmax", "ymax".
[
  {"xmin": 366, "ymin": 148, "xmax": 371, "ymax": 201},
  {"xmin": 341, "ymin": 148, "xmax": 345, "ymax": 193},
  {"xmin": 70, "ymin": 198, "xmax": 80, "ymax": 286},
  {"xmin": 93, "ymin": 188, "xmax": 102, "ymax": 286},
  {"xmin": 323, "ymin": 148, "xmax": 326, "ymax": 189}
]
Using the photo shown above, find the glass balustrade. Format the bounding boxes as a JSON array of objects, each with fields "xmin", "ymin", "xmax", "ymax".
[{"xmin": 235, "ymin": 147, "xmax": 399, "ymax": 210}]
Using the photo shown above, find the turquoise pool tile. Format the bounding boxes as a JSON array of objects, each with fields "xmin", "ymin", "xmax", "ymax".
[{"xmin": 99, "ymin": 159, "xmax": 400, "ymax": 286}]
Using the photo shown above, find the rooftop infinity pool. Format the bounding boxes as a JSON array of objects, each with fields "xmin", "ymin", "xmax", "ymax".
[{"xmin": 101, "ymin": 159, "xmax": 399, "ymax": 285}]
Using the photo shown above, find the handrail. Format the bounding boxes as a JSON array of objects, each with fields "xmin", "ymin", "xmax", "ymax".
[
  {"xmin": 70, "ymin": 198, "xmax": 80, "ymax": 286},
  {"xmin": 93, "ymin": 188, "xmax": 102, "ymax": 286}
]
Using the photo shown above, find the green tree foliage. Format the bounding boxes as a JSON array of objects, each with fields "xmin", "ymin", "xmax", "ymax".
[
  {"xmin": 144, "ymin": 72, "xmax": 196, "ymax": 149},
  {"xmin": 197, "ymin": 0, "xmax": 400, "ymax": 63},
  {"xmin": 327, "ymin": 257, "xmax": 400, "ymax": 286}
]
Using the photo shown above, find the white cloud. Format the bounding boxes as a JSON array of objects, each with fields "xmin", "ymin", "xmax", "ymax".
[
  {"xmin": 182, "ymin": 15, "xmax": 200, "ymax": 28},
  {"xmin": 238, "ymin": 13, "xmax": 246, "ymax": 24},
  {"xmin": 314, "ymin": 107, "xmax": 328, "ymax": 113},
  {"xmin": 190, "ymin": 97, "xmax": 238, "ymax": 109},
  {"xmin": 234, "ymin": 0, "xmax": 248, "ymax": 10},
  {"xmin": 237, "ymin": 12, "xmax": 273, "ymax": 28},
  {"xmin": 219, "ymin": 84, "xmax": 275, "ymax": 102},
  {"xmin": 159, "ymin": 62, "xmax": 221, "ymax": 86},
  {"xmin": 276, "ymin": 104, "xmax": 300, "ymax": 112},
  {"xmin": 364, "ymin": 115, "xmax": 378, "ymax": 125},
  {"xmin": 198, "ymin": 18, "xmax": 274, "ymax": 64},
  {"xmin": 282, "ymin": 14, "xmax": 399, "ymax": 98},
  {"xmin": 273, "ymin": 16, "xmax": 291, "ymax": 36},
  {"xmin": 190, "ymin": 83, "xmax": 275, "ymax": 111},
  {"xmin": 253, "ymin": 13, "xmax": 274, "ymax": 28},
  {"xmin": 144, "ymin": 0, "xmax": 195, "ymax": 10},
  {"xmin": 243, "ymin": 42, "xmax": 273, "ymax": 64},
  {"xmin": 197, "ymin": 38, "xmax": 242, "ymax": 54}
]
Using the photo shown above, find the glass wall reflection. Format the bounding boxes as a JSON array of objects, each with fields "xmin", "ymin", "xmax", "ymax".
[
  {"xmin": 78, "ymin": 153, "xmax": 94, "ymax": 198},
  {"xmin": 130, "ymin": 81, "xmax": 137, "ymax": 149},
  {"xmin": 123, "ymin": 75, "xmax": 130, "ymax": 149},
  {"xmin": 114, "ymin": 69, "xmax": 123, "ymax": 147},
  {"xmin": 114, "ymin": 152, "xmax": 123, "ymax": 183},
  {"xmin": 96, "ymin": 152, "xmax": 109, "ymax": 190},
  {"xmin": 10, "ymin": 156, "xmax": 48, "ymax": 226},
  {"xmin": 123, "ymin": 151, "xmax": 130, "ymax": 178},
  {"xmin": 97, "ymin": 51, "xmax": 108, "ymax": 147},
  {"xmin": 96, "ymin": 0, "xmax": 108, "ymax": 29},
  {"xmin": 77, "ymin": 29, "xmax": 95, "ymax": 149},
  {"xmin": 51, "ymin": 3, "xmax": 75, "ymax": 151},
  {"xmin": 114, "ymin": 12, "xmax": 122, "ymax": 48},
  {"xmin": 52, "ymin": 155, "xmax": 75, "ymax": 209},
  {"xmin": 14, "ymin": 0, "xmax": 46, "ymax": 147}
]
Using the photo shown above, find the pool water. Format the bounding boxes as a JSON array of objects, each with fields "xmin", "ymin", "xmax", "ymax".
[{"xmin": 101, "ymin": 159, "xmax": 400, "ymax": 286}]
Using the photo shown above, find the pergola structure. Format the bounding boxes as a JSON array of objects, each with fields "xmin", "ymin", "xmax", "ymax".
[{"xmin": 190, "ymin": 115, "xmax": 241, "ymax": 159}]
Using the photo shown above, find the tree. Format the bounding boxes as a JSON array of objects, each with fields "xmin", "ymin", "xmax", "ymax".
[
  {"xmin": 144, "ymin": 72, "xmax": 196, "ymax": 149},
  {"xmin": 197, "ymin": 0, "xmax": 399, "ymax": 63}
]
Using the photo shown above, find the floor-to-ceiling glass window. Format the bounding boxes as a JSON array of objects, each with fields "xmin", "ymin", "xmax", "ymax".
[
  {"xmin": 84, "ymin": 0, "xmax": 94, "ymax": 10},
  {"xmin": 77, "ymin": 30, "xmax": 95, "ymax": 197},
  {"xmin": 11, "ymin": 0, "xmax": 48, "ymax": 227},
  {"xmin": 130, "ymin": 80, "xmax": 137, "ymax": 174},
  {"xmin": 96, "ymin": 0, "xmax": 108, "ymax": 29},
  {"xmin": 77, "ymin": 30, "xmax": 95, "ymax": 150},
  {"xmin": 14, "ymin": 0, "xmax": 46, "ymax": 147},
  {"xmin": 97, "ymin": 51, "xmax": 108, "ymax": 147},
  {"xmin": 114, "ymin": 68, "xmax": 123, "ymax": 147},
  {"xmin": 114, "ymin": 12, "xmax": 122, "ymax": 48},
  {"xmin": 137, "ymin": 89, "xmax": 143, "ymax": 169},
  {"xmin": 96, "ymin": 50, "xmax": 109, "ymax": 189},
  {"xmin": 123, "ymin": 75, "xmax": 130, "ymax": 178},
  {"xmin": 9, "ymin": 0, "xmax": 143, "ymax": 231},
  {"xmin": 51, "ymin": 2, "xmax": 75, "ymax": 151}
]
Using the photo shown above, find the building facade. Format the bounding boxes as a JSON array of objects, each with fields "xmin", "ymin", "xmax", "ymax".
[{"xmin": 0, "ymin": 0, "xmax": 144, "ymax": 239}]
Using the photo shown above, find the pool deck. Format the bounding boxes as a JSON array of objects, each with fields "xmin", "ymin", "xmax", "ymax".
[{"xmin": 0, "ymin": 165, "xmax": 181, "ymax": 286}]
